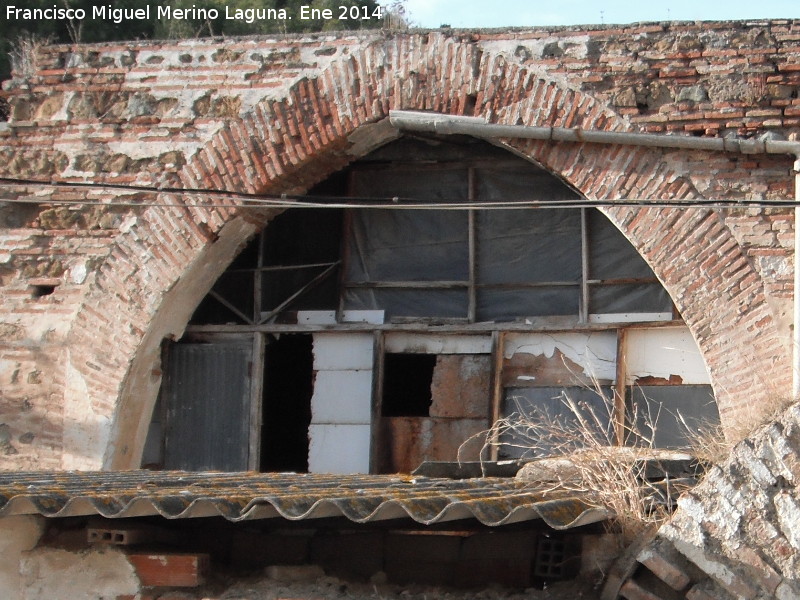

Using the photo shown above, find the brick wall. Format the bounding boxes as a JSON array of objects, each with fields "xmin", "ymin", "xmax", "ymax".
[{"xmin": 0, "ymin": 21, "xmax": 798, "ymax": 468}]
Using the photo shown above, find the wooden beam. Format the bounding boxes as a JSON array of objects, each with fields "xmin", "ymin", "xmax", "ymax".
[
  {"xmin": 254, "ymin": 231, "xmax": 264, "ymax": 324},
  {"xmin": 345, "ymin": 281, "xmax": 469, "ymax": 289},
  {"xmin": 209, "ymin": 290, "xmax": 254, "ymax": 325},
  {"xmin": 614, "ymin": 328, "xmax": 628, "ymax": 446},
  {"xmin": 259, "ymin": 261, "xmax": 340, "ymax": 324},
  {"xmin": 468, "ymin": 167, "xmax": 477, "ymax": 323},
  {"xmin": 488, "ymin": 330, "xmax": 506, "ymax": 462},
  {"xmin": 580, "ymin": 207, "xmax": 589, "ymax": 324},
  {"xmin": 369, "ymin": 331, "xmax": 385, "ymax": 474},
  {"xmin": 186, "ymin": 318, "xmax": 686, "ymax": 335},
  {"xmin": 248, "ymin": 332, "xmax": 265, "ymax": 471}
]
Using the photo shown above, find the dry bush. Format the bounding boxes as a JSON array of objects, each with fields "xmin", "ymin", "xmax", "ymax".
[
  {"xmin": 382, "ymin": 0, "xmax": 413, "ymax": 30},
  {"xmin": 680, "ymin": 394, "xmax": 794, "ymax": 465},
  {"xmin": 9, "ymin": 35, "xmax": 51, "ymax": 78},
  {"xmin": 463, "ymin": 386, "xmax": 691, "ymax": 542}
]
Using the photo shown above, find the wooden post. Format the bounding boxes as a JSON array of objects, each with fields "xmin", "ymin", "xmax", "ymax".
[
  {"xmin": 614, "ymin": 328, "xmax": 628, "ymax": 446},
  {"xmin": 248, "ymin": 332, "xmax": 265, "ymax": 471},
  {"xmin": 489, "ymin": 330, "xmax": 506, "ymax": 461}
]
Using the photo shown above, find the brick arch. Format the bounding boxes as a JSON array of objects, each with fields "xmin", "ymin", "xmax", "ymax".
[{"xmin": 60, "ymin": 35, "xmax": 787, "ymax": 469}]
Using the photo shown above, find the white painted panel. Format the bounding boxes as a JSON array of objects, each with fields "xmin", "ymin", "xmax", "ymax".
[
  {"xmin": 341, "ymin": 310, "xmax": 385, "ymax": 324},
  {"xmin": 297, "ymin": 310, "xmax": 336, "ymax": 325},
  {"xmin": 312, "ymin": 333, "xmax": 374, "ymax": 370},
  {"xmin": 625, "ymin": 327, "xmax": 710, "ymax": 384},
  {"xmin": 504, "ymin": 331, "xmax": 618, "ymax": 382},
  {"xmin": 296, "ymin": 310, "xmax": 384, "ymax": 325},
  {"xmin": 308, "ymin": 424, "xmax": 371, "ymax": 474},
  {"xmin": 311, "ymin": 370, "xmax": 373, "ymax": 424},
  {"xmin": 384, "ymin": 333, "xmax": 492, "ymax": 354},
  {"xmin": 589, "ymin": 313, "xmax": 673, "ymax": 324}
]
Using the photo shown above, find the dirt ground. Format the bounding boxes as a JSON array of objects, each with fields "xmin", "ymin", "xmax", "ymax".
[{"xmin": 186, "ymin": 571, "xmax": 602, "ymax": 600}]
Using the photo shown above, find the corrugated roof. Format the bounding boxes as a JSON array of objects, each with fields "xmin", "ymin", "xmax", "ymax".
[{"xmin": 0, "ymin": 471, "xmax": 610, "ymax": 529}]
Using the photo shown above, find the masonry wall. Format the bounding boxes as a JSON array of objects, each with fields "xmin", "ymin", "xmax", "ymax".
[
  {"xmin": 0, "ymin": 21, "xmax": 798, "ymax": 469},
  {"xmin": 612, "ymin": 401, "xmax": 800, "ymax": 600}
]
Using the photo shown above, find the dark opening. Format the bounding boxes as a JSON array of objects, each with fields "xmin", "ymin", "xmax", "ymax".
[
  {"xmin": 30, "ymin": 284, "xmax": 56, "ymax": 298},
  {"xmin": 260, "ymin": 334, "xmax": 314, "ymax": 472},
  {"xmin": 382, "ymin": 353, "xmax": 437, "ymax": 417}
]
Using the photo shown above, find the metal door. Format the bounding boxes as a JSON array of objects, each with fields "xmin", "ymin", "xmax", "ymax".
[{"xmin": 162, "ymin": 342, "xmax": 253, "ymax": 471}]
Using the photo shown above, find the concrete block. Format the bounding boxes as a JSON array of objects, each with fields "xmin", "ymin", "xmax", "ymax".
[
  {"xmin": 127, "ymin": 553, "xmax": 209, "ymax": 588},
  {"xmin": 308, "ymin": 424, "xmax": 371, "ymax": 474},
  {"xmin": 312, "ymin": 333, "xmax": 373, "ymax": 370},
  {"xmin": 310, "ymin": 370, "xmax": 373, "ymax": 424},
  {"xmin": 88, "ymin": 525, "xmax": 154, "ymax": 546}
]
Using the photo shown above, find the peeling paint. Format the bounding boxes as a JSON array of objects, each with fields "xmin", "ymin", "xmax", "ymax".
[
  {"xmin": 504, "ymin": 332, "xmax": 617, "ymax": 382},
  {"xmin": 385, "ymin": 333, "xmax": 492, "ymax": 355},
  {"xmin": 626, "ymin": 327, "xmax": 710, "ymax": 385}
]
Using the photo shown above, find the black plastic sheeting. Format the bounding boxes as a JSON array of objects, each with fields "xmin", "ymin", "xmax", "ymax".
[{"xmin": 343, "ymin": 163, "xmax": 670, "ymax": 320}]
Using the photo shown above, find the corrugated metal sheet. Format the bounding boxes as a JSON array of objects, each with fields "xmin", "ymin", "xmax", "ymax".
[
  {"xmin": 0, "ymin": 471, "xmax": 610, "ymax": 529},
  {"xmin": 162, "ymin": 343, "xmax": 252, "ymax": 471}
]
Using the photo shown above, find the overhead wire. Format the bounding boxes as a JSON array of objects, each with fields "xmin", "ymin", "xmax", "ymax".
[{"xmin": 0, "ymin": 175, "xmax": 795, "ymax": 210}]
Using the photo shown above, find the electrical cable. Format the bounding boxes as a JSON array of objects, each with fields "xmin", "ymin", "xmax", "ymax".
[{"xmin": 0, "ymin": 175, "xmax": 795, "ymax": 209}]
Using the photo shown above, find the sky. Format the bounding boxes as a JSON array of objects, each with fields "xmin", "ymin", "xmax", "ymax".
[{"xmin": 394, "ymin": 0, "xmax": 800, "ymax": 29}]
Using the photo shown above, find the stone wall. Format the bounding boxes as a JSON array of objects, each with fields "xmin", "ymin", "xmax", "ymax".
[
  {"xmin": 613, "ymin": 402, "xmax": 800, "ymax": 600},
  {"xmin": 0, "ymin": 21, "xmax": 799, "ymax": 469}
]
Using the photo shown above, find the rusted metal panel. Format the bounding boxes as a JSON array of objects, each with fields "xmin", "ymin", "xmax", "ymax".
[
  {"xmin": 379, "ymin": 417, "xmax": 488, "ymax": 473},
  {"xmin": 430, "ymin": 355, "xmax": 491, "ymax": 418}
]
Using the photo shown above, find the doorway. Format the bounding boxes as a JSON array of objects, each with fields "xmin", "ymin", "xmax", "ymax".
[{"xmin": 260, "ymin": 334, "xmax": 314, "ymax": 472}]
